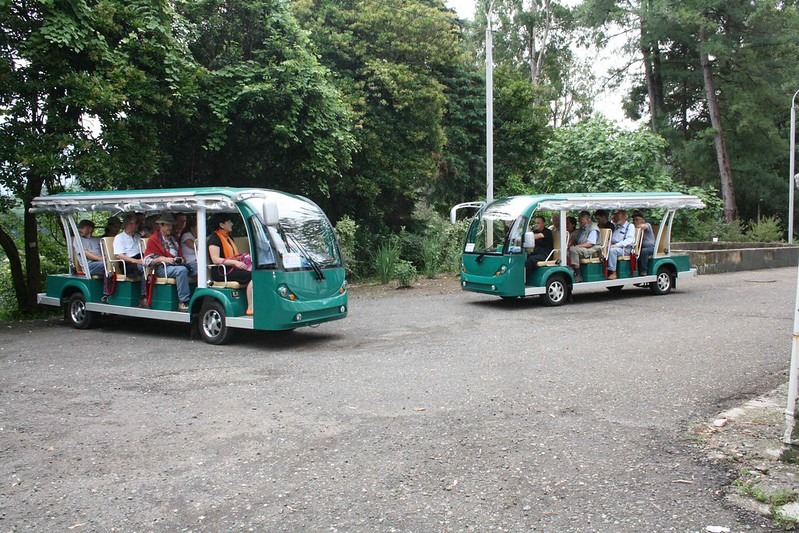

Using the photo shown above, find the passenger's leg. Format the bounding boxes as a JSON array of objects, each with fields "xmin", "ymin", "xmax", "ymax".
[
  {"xmin": 169, "ymin": 265, "xmax": 191, "ymax": 304},
  {"xmin": 607, "ymin": 248, "xmax": 621, "ymax": 272},
  {"xmin": 246, "ymin": 282, "xmax": 253, "ymax": 314}
]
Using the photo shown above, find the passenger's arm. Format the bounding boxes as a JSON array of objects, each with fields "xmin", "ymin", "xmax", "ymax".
[
  {"xmin": 211, "ymin": 244, "xmax": 247, "ymax": 270},
  {"xmin": 116, "ymin": 252, "xmax": 142, "ymax": 265}
]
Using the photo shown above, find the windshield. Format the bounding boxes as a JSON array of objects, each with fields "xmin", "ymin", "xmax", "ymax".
[
  {"xmin": 246, "ymin": 195, "xmax": 342, "ymax": 270},
  {"xmin": 464, "ymin": 197, "xmax": 531, "ymax": 255}
]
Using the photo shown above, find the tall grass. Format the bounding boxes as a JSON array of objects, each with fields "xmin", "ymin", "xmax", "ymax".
[{"xmin": 374, "ymin": 239, "xmax": 400, "ymax": 284}]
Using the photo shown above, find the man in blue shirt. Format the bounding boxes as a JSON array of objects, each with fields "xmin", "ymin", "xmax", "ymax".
[{"xmin": 607, "ymin": 210, "xmax": 636, "ymax": 280}]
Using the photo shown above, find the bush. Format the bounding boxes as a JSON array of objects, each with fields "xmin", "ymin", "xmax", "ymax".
[
  {"xmin": 335, "ymin": 215, "xmax": 359, "ymax": 278},
  {"xmin": 745, "ymin": 216, "xmax": 783, "ymax": 242},
  {"xmin": 703, "ymin": 218, "xmax": 748, "ymax": 242},
  {"xmin": 374, "ymin": 238, "xmax": 400, "ymax": 284},
  {"xmin": 420, "ymin": 233, "xmax": 442, "ymax": 278},
  {"xmin": 394, "ymin": 260, "xmax": 418, "ymax": 288}
]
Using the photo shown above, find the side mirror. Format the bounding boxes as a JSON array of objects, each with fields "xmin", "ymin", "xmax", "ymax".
[
  {"xmin": 263, "ymin": 200, "xmax": 279, "ymax": 226},
  {"xmin": 523, "ymin": 232, "xmax": 534, "ymax": 250}
]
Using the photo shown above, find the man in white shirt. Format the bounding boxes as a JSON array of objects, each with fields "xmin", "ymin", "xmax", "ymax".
[
  {"xmin": 113, "ymin": 213, "xmax": 146, "ymax": 298},
  {"xmin": 607, "ymin": 210, "xmax": 636, "ymax": 280}
]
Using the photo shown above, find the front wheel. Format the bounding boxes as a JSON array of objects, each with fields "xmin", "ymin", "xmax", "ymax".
[
  {"xmin": 199, "ymin": 299, "xmax": 233, "ymax": 345},
  {"xmin": 650, "ymin": 267, "xmax": 674, "ymax": 295},
  {"xmin": 66, "ymin": 292, "xmax": 96, "ymax": 329},
  {"xmin": 542, "ymin": 275, "xmax": 569, "ymax": 306}
]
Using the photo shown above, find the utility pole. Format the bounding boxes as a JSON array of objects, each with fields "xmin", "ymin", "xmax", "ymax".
[
  {"xmin": 789, "ymin": 90, "xmax": 799, "ymax": 244},
  {"xmin": 486, "ymin": 3, "xmax": 494, "ymax": 204}
]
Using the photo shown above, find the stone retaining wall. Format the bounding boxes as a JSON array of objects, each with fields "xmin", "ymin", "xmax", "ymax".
[{"xmin": 671, "ymin": 242, "xmax": 799, "ymax": 274}]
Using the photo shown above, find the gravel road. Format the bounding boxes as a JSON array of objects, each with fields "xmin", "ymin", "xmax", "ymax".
[{"xmin": 0, "ymin": 268, "xmax": 794, "ymax": 531}]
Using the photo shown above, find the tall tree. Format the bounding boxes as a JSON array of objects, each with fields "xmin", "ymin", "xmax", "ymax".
[
  {"xmin": 164, "ymin": 0, "xmax": 355, "ymax": 199},
  {"xmin": 293, "ymin": 0, "xmax": 463, "ymax": 229},
  {"xmin": 0, "ymin": 0, "xmax": 197, "ymax": 311}
]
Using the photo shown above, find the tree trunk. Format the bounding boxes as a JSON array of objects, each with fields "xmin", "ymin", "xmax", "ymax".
[
  {"xmin": 21, "ymin": 174, "xmax": 44, "ymax": 313},
  {"xmin": 699, "ymin": 25, "xmax": 737, "ymax": 221},
  {"xmin": 0, "ymin": 224, "xmax": 28, "ymax": 310},
  {"xmin": 640, "ymin": 1, "xmax": 664, "ymax": 133}
]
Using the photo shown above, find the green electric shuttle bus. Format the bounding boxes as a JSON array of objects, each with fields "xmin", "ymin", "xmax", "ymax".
[
  {"xmin": 31, "ymin": 187, "xmax": 348, "ymax": 344},
  {"xmin": 451, "ymin": 192, "xmax": 705, "ymax": 305}
]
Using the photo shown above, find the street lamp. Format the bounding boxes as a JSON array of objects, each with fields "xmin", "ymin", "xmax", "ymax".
[
  {"xmin": 789, "ymin": 89, "xmax": 799, "ymax": 244},
  {"xmin": 485, "ymin": 3, "xmax": 494, "ymax": 204}
]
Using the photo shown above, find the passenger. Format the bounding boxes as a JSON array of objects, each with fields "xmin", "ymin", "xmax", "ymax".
[
  {"xmin": 112, "ymin": 213, "xmax": 146, "ymax": 304},
  {"xmin": 144, "ymin": 213, "xmax": 191, "ymax": 312},
  {"xmin": 74, "ymin": 219, "xmax": 105, "ymax": 277},
  {"xmin": 174, "ymin": 212, "xmax": 187, "ymax": 236},
  {"xmin": 606, "ymin": 210, "xmax": 636, "ymax": 280},
  {"xmin": 566, "ymin": 216, "xmax": 578, "ymax": 247},
  {"xmin": 101, "ymin": 215, "xmax": 121, "ymax": 237},
  {"xmin": 567, "ymin": 211, "xmax": 601, "ymax": 282},
  {"xmin": 548, "ymin": 214, "xmax": 560, "ymax": 233},
  {"xmin": 208, "ymin": 213, "xmax": 254, "ymax": 316},
  {"xmin": 524, "ymin": 215, "xmax": 554, "ymax": 280},
  {"xmin": 610, "ymin": 210, "xmax": 620, "ymax": 227},
  {"xmin": 632, "ymin": 211, "xmax": 655, "ymax": 275},
  {"xmin": 135, "ymin": 212, "xmax": 146, "ymax": 236},
  {"xmin": 180, "ymin": 216, "xmax": 198, "ymax": 277},
  {"xmin": 596, "ymin": 209, "xmax": 614, "ymax": 230},
  {"xmin": 141, "ymin": 214, "xmax": 159, "ymax": 238}
]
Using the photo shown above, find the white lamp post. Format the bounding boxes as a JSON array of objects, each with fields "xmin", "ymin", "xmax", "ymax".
[
  {"xmin": 485, "ymin": 4, "xmax": 494, "ymax": 204},
  {"xmin": 789, "ymin": 90, "xmax": 799, "ymax": 244}
]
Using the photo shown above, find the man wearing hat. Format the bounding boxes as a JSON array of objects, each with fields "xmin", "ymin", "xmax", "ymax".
[{"xmin": 144, "ymin": 212, "xmax": 191, "ymax": 311}]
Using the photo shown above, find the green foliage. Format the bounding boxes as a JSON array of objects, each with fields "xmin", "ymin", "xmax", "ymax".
[
  {"xmin": 394, "ymin": 260, "xmax": 418, "ymax": 288},
  {"xmin": 293, "ymin": 0, "xmax": 474, "ymax": 230},
  {"xmin": 745, "ymin": 216, "xmax": 783, "ymax": 243},
  {"xmin": 0, "ymin": 212, "xmax": 66, "ymax": 318},
  {"xmin": 334, "ymin": 215, "xmax": 359, "ymax": 278},
  {"xmin": 164, "ymin": 0, "xmax": 355, "ymax": 196},
  {"xmin": 420, "ymin": 235, "xmax": 443, "ymax": 278},
  {"xmin": 374, "ymin": 238, "xmax": 401, "ymax": 284},
  {"xmin": 534, "ymin": 117, "xmax": 677, "ymax": 194}
]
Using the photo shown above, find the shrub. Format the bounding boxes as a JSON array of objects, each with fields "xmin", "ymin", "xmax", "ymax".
[
  {"xmin": 374, "ymin": 238, "xmax": 400, "ymax": 284},
  {"xmin": 420, "ymin": 233, "xmax": 442, "ymax": 278},
  {"xmin": 335, "ymin": 215, "xmax": 359, "ymax": 278},
  {"xmin": 394, "ymin": 260, "xmax": 418, "ymax": 288},
  {"xmin": 745, "ymin": 216, "xmax": 782, "ymax": 242}
]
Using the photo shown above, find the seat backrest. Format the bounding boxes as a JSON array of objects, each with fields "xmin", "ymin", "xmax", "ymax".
[
  {"xmin": 599, "ymin": 228, "xmax": 612, "ymax": 259},
  {"xmin": 633, "ymin": 226, "xmax": 644, "ymax": 256},
  {"xmin": 101, "ymin": 236, "xmax": 117, "ymax": 273}
]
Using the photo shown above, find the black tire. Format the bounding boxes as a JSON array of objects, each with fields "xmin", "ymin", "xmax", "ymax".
[
  {"xmin": 650, "ymin": 267, "xmax": 674, "ymax": 295},
  {"xmin": 66, "ymin": 292, "xmax": 96, "ymax": 329},
  {"xmin": 542, "ymin": 275, "xmax": 569, "ymax": 306},
  {"xmin": 199, "ymin": 299, "xmax": 233, "ymax": 345}
]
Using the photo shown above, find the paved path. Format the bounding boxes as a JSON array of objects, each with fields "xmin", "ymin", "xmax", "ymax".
[{"xmin": 0, "ymin": 268, "xmax": 794, "ymax": 531}]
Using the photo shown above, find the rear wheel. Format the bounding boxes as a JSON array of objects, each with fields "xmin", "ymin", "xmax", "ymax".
[
  {"xmin": 199, "ymin": 299, "xmax": 233, "ymax": 345},
  {"xmin": 66, "ymin": 292, "xmax": 96, "ymax": 329},
  {"xmin": 650, "ymin": 267, "xmax": 674, "ymax": 295},
  {"xmin": 542, "ymin": 275, "xmax": 569, "ymax": 306}
]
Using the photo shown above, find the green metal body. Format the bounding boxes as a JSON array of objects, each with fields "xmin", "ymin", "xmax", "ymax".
[
  {"xmin": 36, "ymin": 187, "xmax": 348, "ymax": 332},
  {"xmin": 458, "ymin": 193, "xmax": 702, "ymax": 299}
]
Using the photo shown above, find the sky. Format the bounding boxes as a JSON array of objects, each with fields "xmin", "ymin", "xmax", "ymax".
[{"xmin": 444, "ymin": 0, "xmax": 635, "ymax": 126}]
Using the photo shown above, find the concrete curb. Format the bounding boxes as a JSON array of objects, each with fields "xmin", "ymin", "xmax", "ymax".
[{"xmin": 695, "ymin": 382, "xmax": 799, "ymax": 527}]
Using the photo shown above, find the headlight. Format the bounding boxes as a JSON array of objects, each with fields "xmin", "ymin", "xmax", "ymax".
[
  {"xmin": 340, "ymin": 279, "xmax": 348, "ymax": 294},
  {"xmin": 494, "ymin": 265, "xmax": 508, "ymax": 276},
  {"xmin": 277, "ymin": 284, "xmax": 296, "ymax": 300}
]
